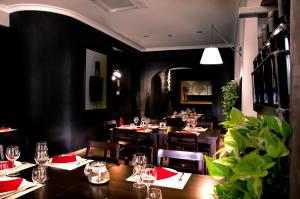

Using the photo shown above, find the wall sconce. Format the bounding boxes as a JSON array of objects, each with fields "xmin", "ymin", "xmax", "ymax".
[{"xmin": 111, "ymin": 69, "xmax": 122, "ymax": 95}]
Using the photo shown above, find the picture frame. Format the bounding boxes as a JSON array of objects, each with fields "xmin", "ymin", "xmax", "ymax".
[
  {"xmin": 180, "ymin": 81, "xmax": 212, "ymax": 104},
  {"xmin": 84, "ymin": 49, "xmax": 107, "ymax": 110}
]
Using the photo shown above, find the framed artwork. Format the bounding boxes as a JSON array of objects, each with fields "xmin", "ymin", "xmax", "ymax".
[
  {"xmin": 180, "ymin": 81, "xmax": 212, "ymax": 104},
  {"xmin": 85, "ymin": 49, "xmax": 107, "ymax": 110}
]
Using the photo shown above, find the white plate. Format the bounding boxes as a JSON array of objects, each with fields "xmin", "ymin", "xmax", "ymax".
[
  {"xmin": 0, "ymin": 177, "xmax": 27, "ymax": 196},
  {"xmin": 49, "ymin": 155, "xmax": 81, "ymax": 164}
]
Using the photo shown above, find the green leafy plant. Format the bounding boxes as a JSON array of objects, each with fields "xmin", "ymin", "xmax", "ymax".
[
  {"xmin": 205, "ymin": 108, "xmax": 292, "ymax": 199},
  {"xmin": 221, "ymin": 80, "xmax": 239, "ymax": 120}
]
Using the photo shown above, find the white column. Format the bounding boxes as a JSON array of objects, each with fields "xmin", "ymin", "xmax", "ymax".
[{"xmin": 0, "ymin": 9, "xmax": 9, "ymax": 27}]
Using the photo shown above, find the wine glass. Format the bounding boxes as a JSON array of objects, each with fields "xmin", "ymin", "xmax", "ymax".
[
  {"xmin": 191, "ymin": 119, "xmax": 198, "ymax": 132},
  {"xmin": 131, "ymin": 153, "xmax": 147, "ymax": 188},
  {"xmin": 149, "ymin": 188, "xmax": 163, "ymax": 199},
  {"xmin": 36, "ymin": 141, "xmax": 48, "ymax": 151},
  {"xmin": 134, "ymin": 117, "xmax": 139, "ymax": 127},
  {"xmin": 32, "ymin": 166, "xmax": 47, "ymax": 184},
  {"xmin": 5, "ymin": 146, "xmax": 21, "ymax": 176},
  {"xmin": 142, "ymin": 164, "xmax": 157, "ymax": 199},
  {"xmin": 34, "ymin": 149, "xmax": 49, "ymax": 166}
]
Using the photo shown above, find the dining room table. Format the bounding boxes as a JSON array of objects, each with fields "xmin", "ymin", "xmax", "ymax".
[
  {"xmin": 110, "ymin": 125, "xmax": 220, "ymax": 165},
  {"xmin": 7, "ymin": 163, "xmax": 221, "ymax": 199}
]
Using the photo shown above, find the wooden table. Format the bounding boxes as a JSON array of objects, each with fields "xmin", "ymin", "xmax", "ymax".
[{"xmin": 18, "ymin": 164, "xmax": 220, "ymax": 199}]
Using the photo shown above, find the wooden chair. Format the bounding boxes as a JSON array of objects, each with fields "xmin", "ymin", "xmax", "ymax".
[
  {"xmin": 197, "ymin": 121, "xmax": 214, "ymax": 156},
  {"xmin": 157, "ymin": 149, "xmax": 204, "ymax": 174},
  {"xmin": 85, "ymin": 140, "xmax": 120, "ymax": 165},
  {"xmin": 168, "ymin": 132, "xmax": 198, "ymax": 152},
  {"xmin": 103, "ymin": 120, "xmax": 117, "ymax": 142}
]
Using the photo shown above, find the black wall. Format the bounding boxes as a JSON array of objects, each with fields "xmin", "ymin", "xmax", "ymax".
[
  {"xmin": 0, "ymin": 11, "xmax": 139, "ymax": 156},
  {"xmin": 138, "ymin": 49, "xmax": 234, "ymax": 124}
]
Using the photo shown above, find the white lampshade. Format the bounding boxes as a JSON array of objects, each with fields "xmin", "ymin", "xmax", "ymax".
[{"xmin": 200, "ymin": 47, "xmax": 223, "ymax": 65}]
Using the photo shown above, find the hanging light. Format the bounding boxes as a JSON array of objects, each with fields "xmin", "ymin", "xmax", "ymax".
[{"xmin": 200, "ymin": 24, "xmax": 241, "ymax": 65}]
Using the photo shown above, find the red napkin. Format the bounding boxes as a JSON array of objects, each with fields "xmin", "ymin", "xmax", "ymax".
[
  {"xmin": 51, "ymin": 155, "xmax": 77, "ymax": 163},
  {"xmin": 135, "ymin": 128, "xmax": 145, "ymax": 131},
  {"xmin": 180, "ymin": 131, "xmax": 193, "ymax": 134},
  {"xmin": 0, "ymin": 178, "xmax": 23, "ymax": 193},
  {"xmin": 0, "ymin": 161, "xmax": 15, "ymax": 169},
  {"xmin": 155, "ymin": 167, "xmax": 178, "ymax": 180}
]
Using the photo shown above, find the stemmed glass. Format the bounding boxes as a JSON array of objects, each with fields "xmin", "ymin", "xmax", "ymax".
[
  {"xmin": 35, "ymin": 141, "xmax": 49, "ymax": 166},
  {"xmin": 191, "ymin": 119, "xmax": 198, "ymax": 132},
  {"xmin": 5, "ymin": 146, "xmax": 21, "ymax": 176},
  {"xmin": 131, "ymin": 153, "xmax": 147, "ymax": 188},
  {"xmin": 134, "ymin": 117, "xmax": 139, "ymax": 127},
  {"xmin": 32, "ymin": 166, "xmax": 47, "ymax": 184},
  {"xmin": 142, "ymin": 164, "xmax": 157, "ymax": 199}
]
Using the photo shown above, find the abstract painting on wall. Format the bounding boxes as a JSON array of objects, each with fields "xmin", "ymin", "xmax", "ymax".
[{"xmin": 85, "ymin": 49, "xmax": 107, "ymax": 110}]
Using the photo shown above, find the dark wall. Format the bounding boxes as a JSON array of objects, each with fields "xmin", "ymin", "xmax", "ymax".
[
  {"xmin": 138, "ymin": 49, "xmax": 234, "ymax": 123},
  {"xmin": 0, "ymin": 11, "xmax": 138, "ymax": 156}
]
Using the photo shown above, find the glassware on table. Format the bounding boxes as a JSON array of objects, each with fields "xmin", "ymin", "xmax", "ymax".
[
  {"xmin": 134, "ymin": 117, "xmax": 139, "ymax": 126},
  {"xmin": 131, "ymin": 153, "xmax": 147, "ymax": 188},
  {"xmin": 32, "ymin": 166, "xmax": 47, "ymax": 184},
  {"xmin": 34, "ymin": 149, "xmax": 49, "ymax": 166},
  {"xmin": 142, "ymin": 164, "xmax": 157, "ymax": 199},
  {"xmin": 191, "ymin": 120, "xmax": 198, "ymax": 132},
  {"xmin": 159, "ymin": 122, "xmax": 166, "ymax": 129},
  {"xmin": 36, "ymin": 141, "xmax": 48, "ymax": 151},
  {"xmin": 84, "ymin": 161, "xmax": 110, "ymax": 184},
  {"xmin": 5, "ymin": 146, "xmax": 21, "ymax": 176},
  {"xmin": 149, "ymin": 188, "xmax": 163, "ymax": 199}
]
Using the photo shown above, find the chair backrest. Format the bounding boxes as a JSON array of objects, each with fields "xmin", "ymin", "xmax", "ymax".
[
  {"xmin": 168, "ymin": 132, "xmax": 198, "ymax": 152},
  {"xmin": 157, "ymin": 149, "xmax": 204, "ymax": 173},
  {"xmin": 103, "ymin": 120, "xmax": 117, "ymax": 141},
  {"xmin": 197, "ymin": 122, "xmax": 213, "ymax": 130},
  {"xmin": 85, "ymin": 140, "xmax": 120, "ymax": 165},
  {"xmin": 0, "ymin": 145, "xmax": 4, "ymax": 160}
]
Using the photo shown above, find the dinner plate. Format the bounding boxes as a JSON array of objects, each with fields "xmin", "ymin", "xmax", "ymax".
[
  {"xmin": 0, "ymin": 177, "xmax": 27, "ymax": 196},
  {"xmin": 49, "ymin": 155, "xmax": 81, "ymax": 164}
]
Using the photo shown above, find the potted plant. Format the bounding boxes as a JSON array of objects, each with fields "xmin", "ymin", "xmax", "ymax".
[
  {"xmin": 221, "ymin": 80, "xmax": 239, "ymax": 120},
  {"xmin": 205, "ymin": 108, "xmax": 292, "ymax": 199}
]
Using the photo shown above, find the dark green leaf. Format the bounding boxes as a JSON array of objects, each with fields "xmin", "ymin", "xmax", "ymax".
[{"xmin": 214, "ymin": 157, "xmax": 238, "ymax": 168}]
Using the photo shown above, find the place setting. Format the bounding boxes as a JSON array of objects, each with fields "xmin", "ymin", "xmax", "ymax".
[
  {"xmin": 0, "ymin": 145, "xmax": 43, "ymax": 199},
  {"xmin": 126, "ymin": 153, "xmax": 191, "ymax": 192},
  {"xmin": 47, "ymin": 154, "xmax": 93, "ymax": 171}
]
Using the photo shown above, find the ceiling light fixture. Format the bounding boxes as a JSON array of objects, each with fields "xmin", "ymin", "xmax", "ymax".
[{"xmin": 200, "ymin": 24, "xmax": 242, "ymax": 65}]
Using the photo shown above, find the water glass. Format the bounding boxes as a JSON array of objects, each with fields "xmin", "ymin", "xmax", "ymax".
[
  {"xmin": 149, "ymin": 188, "xmax": 163, "ymax": 199},
  {"xmin": 159, "ymin": 122, "xmax": 166, "ymax": 129},
  {"xmin": 34, "ymin": 150, "xmax": 49, "ymax": 166},
  {"xmin": 36, "ymin": 141, "xmax": 48, "ymax": 151},
  {"xmin": 32, "ymin": 166, "xmax": 47, "ymax": 184},
  {"xmin": 133, "ymin": 117, "xmax": 139, "ymax": 126},
  {"xmin": 142, "ymin": 164, "xmax": 157, "ymax": 199},
  {"xmin": 132, "ymin": 153, "xmax": 147, "ymax": 188}
]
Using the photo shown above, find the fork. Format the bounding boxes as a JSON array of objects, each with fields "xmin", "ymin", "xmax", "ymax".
[{"xmin": 178, "ymin": 172, "xmax": 184, "ymax": 181}]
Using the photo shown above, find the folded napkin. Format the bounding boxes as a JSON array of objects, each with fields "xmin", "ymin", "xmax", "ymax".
[
  {"xmin": 0, "ymin": 178, "xmax": 23, "ymax": 193},
  {"xmin": 180, "ymin": 131, "xmax": 193, "ymax": 134},
  {"xmin": 51, "ymin": 155, "xmax": 77, "ymax": 163},
  {"xmin": 155, "ymin": 167, "xmax": 178, "ymax": 180},
  {"xmin": 135, "ymin": 128, "xmax": 145, "ymax": 131},
  {"xmin": 0, "ymin": 161, "xmax": 15, "ymax": 169}
]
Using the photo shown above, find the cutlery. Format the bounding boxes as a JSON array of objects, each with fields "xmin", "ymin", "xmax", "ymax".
[
  {"xmin": 178, "ymin": 172, "xmax": 184, "ymax": 181},
  {"xmin": 2, "ymin": 183, "xmax": 38, "ymax": 199}
]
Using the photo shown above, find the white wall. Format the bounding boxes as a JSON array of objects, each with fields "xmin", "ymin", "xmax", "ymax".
[
  {"xmin": 234, "ymin": 0, "xmax": 260, "ymax": 116},
  {"xmin": 0, "ymin": 9, "xmax": 9, "ymax": 27}
]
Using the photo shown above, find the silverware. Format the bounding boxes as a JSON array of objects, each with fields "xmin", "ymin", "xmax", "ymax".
[{"xmin": 178, "ymin": 172, "xmax": 184, "ymax": 181}]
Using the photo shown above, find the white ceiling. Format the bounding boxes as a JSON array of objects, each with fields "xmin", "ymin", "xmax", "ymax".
[{"xmin": 0, "ymin": 0, "xmax": 241, "ymax": 51}]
